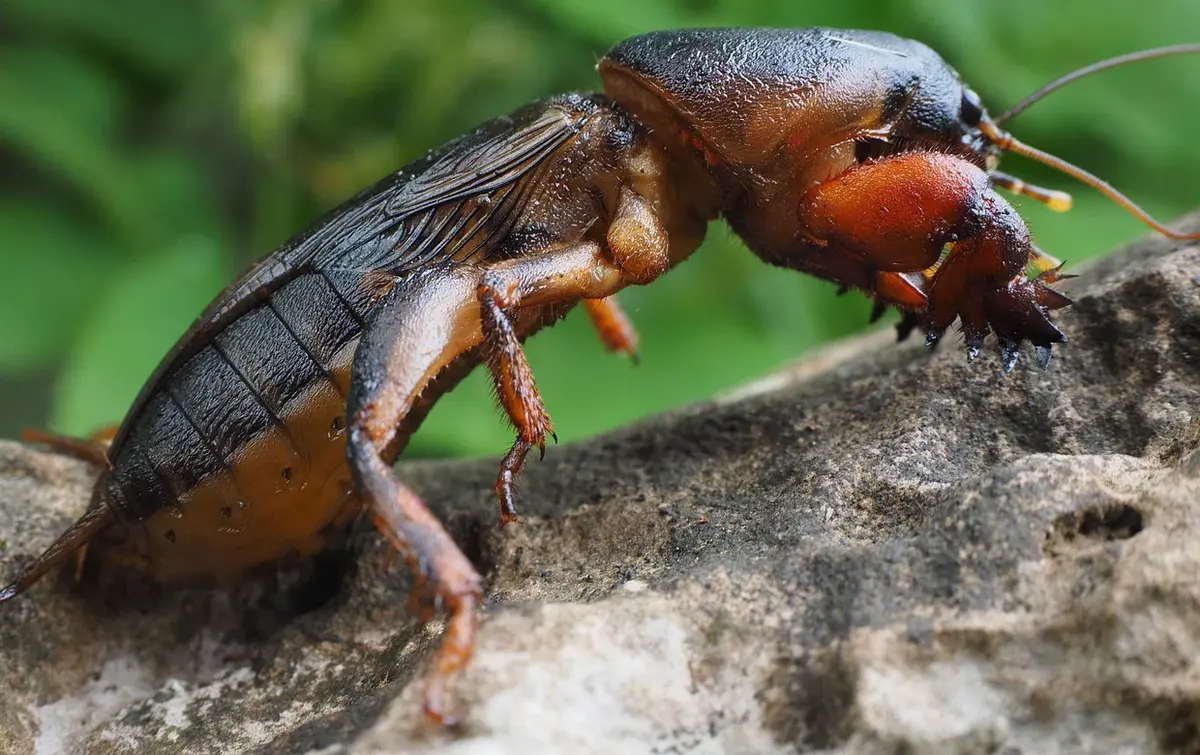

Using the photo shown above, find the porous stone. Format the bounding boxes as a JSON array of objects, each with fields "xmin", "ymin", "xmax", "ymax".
[{"xmin": 1, "ymin": 217, "xmax": 1199, "ymax": 754}]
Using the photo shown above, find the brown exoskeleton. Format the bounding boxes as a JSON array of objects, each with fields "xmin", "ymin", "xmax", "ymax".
[{"xmin": 3, "ymin": 28, "xmax": 1197, "ymax": 724}]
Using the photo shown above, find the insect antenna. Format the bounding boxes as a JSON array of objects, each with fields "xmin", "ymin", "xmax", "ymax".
[
  {"xmin": 982, "ymin": 43, "xmax": 1200, "ymax": 240},
  {"xmin": 996, "ymin": 43, "xmax": 1200, "ymax": 125}
]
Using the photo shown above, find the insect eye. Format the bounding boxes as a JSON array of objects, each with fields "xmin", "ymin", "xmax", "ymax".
[{"xmin": 960, "ymin": 88, "xmax": 985, "ymax": 126}]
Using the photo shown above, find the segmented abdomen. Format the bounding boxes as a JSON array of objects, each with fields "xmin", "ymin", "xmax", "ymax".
[{"xmin": 103, "ymin": 270, "xmax": 378, "ymax": 581}]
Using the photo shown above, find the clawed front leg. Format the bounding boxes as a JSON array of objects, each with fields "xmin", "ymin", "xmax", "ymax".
[{"xmin": 799, "ymin": 151, "xmax": 1070, "ymax": 369}]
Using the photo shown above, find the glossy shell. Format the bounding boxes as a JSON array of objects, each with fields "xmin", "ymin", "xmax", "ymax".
[{"xmin": 91, "ymin": 93, "xmax": 625, "ymax": 583}]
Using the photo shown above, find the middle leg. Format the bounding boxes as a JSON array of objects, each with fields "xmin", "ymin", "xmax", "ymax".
[
  {"xmin": 479, "ymin": 187, "xmax": 672, "ymax": 523},
  {"xmin": 478, "ymin": 239, "xmax": 623, "ymax": 523}
]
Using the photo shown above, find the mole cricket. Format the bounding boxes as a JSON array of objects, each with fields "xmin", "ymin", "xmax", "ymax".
[{"xmin": 3, "ymin": 28, "xmax": 1198, "ymax": 724}]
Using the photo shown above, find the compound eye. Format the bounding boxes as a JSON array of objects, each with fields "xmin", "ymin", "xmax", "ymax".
[{"xmin": 960, "ymin": 88, "xmax": 985, "ymax": 126}]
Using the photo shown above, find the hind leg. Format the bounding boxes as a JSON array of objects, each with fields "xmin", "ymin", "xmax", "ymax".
[
  {"xmin": 22, "ymin": 425, "xmax": 117, "ymax": 467},
  {"xmin": 352, "ymin": 448, "xmax": 481, "ymax": 724},
  {"xmin": 8, "ymin": 428, "xmax": 117, "ymax": 590},
  {"xmin": 345, "ymin": 268, "xmax": 496, "ymax": 724}
]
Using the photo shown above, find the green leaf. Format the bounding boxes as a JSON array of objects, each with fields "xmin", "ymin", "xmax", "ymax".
[
  {"xmin": 51, "ymin": 235, "xmax": 232, "ymax": 435},
  {"xmin": 0, "ymin": 204, "xmax": 117, "ymax": 373},
  {"xmin": 524, "ymin": 0, "xmax": 692, "ymax": 44},
  {"xmin": 0, "ymin": 47, "xmax": 123, "ymax": 135},
  {"xmin": 0, "ymin": 49, "xmax": 227, "ymax": 252},
  {"xmin": 123, "ymin": 150, "xmax": 228, "ymax": 244},
  {"xmin": 5, "ymin": 0, "xmax": 213, "ymax": 76},
  {"xmin": 0, "ymin": 54, "xmax": 148, "ymax": 243}
]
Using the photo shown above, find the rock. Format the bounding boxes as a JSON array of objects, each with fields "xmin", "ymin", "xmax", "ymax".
[{"xmin": 2, "ymin": 216, "xmax": 1200, "ymax": 754}]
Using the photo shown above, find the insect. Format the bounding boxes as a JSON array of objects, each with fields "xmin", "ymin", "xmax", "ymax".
[{"xmin": 3, "ymin": 28, "xmax": 1197, "ymax": 725}]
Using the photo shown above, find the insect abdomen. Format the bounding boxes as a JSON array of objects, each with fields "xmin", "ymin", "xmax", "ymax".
[{"xmin": 103, "ymin": 271, "xmax": 370, "ymax": 580}]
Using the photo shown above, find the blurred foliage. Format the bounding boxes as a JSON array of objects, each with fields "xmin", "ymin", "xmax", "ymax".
[{"xmin": 1, "ymin": 0, "xmax": 1198, "ymax": 459}]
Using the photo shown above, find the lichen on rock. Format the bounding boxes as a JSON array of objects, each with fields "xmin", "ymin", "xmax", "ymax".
[{"xmin": 2, "ymin": 217, "xmax": 1199, "ymax": 754}]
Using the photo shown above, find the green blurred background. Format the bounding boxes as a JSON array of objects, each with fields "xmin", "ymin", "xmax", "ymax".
[{"xmin": 2, "ymin": 0, "xmax": 1198, "ymax": 460}]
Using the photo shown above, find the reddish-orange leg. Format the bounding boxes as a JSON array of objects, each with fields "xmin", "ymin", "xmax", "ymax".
[
  {"xmin": 798, "ymin": 151, "xmax": 1070, "ymax": 369},
  {"xmin": 345, "ymin": 269, "xmax": 491, "ymax": 725},
  {"xmin": 21, "ymin": 426, "xmax": 118, "ymax": 467},
  {"xmin": 478, "ymin": 187, "xmax": 669, "ymax": 524},
  {"xmin": 344, "ymin": 189, "xmax": 669, "ymax": 723},
  {"xmin": 585, "ymin": 296, "xmax": 640, "ymax": 362},
  {"xmin": 488, "ymin": 295, "xmax": 639, "ymax": 527}
]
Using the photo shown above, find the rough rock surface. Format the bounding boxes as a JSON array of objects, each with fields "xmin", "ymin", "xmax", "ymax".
[{"xmin": 2, "ymin": 217, "xmax": 1200, "ymax": 754}]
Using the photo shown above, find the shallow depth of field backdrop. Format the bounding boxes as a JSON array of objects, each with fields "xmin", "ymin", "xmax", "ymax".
[{"xmin": 2, "ymin": 0, "xmax": 1197, "ymax": 458}]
